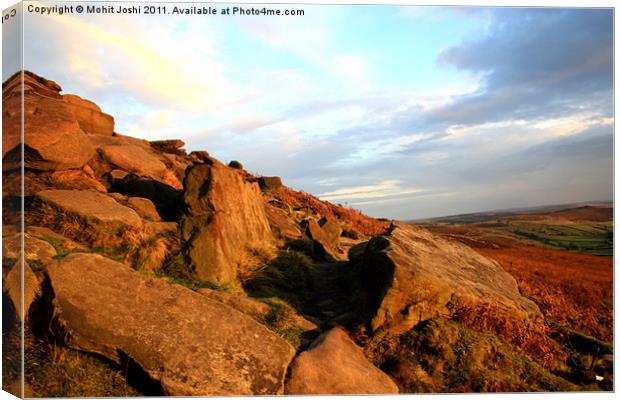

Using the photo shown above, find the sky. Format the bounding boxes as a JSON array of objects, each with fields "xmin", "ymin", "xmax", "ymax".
[{"xmin": 3, "ymin": 2, "xmax": 614, "ymax": 219}]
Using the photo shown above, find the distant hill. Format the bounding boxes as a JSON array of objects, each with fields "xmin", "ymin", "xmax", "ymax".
[{"xmin": 412, "ymin": 202, "xmax": 613, "ymax": 225}]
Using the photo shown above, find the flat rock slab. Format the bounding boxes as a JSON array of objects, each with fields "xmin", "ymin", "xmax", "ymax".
[
  {"xmin": 99, "ymin": 144, "xmax": 167, "ymax": 181},
  {"xmin": 361, "ymin": 223, "xmax": 543, "ymax": 334},
  {"xmin": 286, "ymin": 327, "xmax": 398, "ymax": 394},
  {"xmin": 197, "ymin": 288, "xmax": 270, "ymax": 317},
  {"xmin": 45, "ymin": 253, "xmax": 296, "ymax": 396},
  {"xmin": 36, "ymin": 189, "xmax": 142, "ymax": 228}
]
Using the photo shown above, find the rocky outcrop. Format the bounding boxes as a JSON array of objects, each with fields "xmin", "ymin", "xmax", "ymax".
[
  {"xmin": 258, "ymin": 176, "xmax": 283, "ymax": 191},
  {"xmin": 265, "ymin": 204, "xmax": 302, "ymax": 240},
  {"xmin": 127, "ymin": 197, "xmax": 161, "ymax": 221},
  {"xmin": 360, "ymin": 223, "xmax": 543, "ymax": 334},
  {"xmin": 45, "ymin": 253, "xmax": 295, "ymax": 395},
  {"xmin": 181, "ymin": 162, "xmax": 273, "ymax": 285},
  {"xmin": 34, "ymin": 190, "xmax": 143, "ymax": 240},
  {"xmin": 3, "ymin": 91, "xmax": 95, "ymax": 170},
  {"xmin": 99, "ymin": 144, "xmax": 168, "ymax": 182},
  {"xmin": 305, "ymin": 218, "xmax": 343, "ymax": 261},
  {"xmin": 286, "ymin": 327, "xmax": 398, "ymax": 394},
  {"xmin": 63, "ymin": 94, "xmax": 115, "ymax": 136},
  {"xmin": 2, "ymin": 72, "xmax": 125, "ymax": 170},
  {"xmin": 150, "ymin": 139, "xmax": 186, "ymax": 155}
]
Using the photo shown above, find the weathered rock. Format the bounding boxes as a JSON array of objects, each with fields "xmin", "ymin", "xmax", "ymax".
[
  {"xmin": 3, "ymin": 92, "xmax": 96, "ymax": 170},
  {"xmin": 2, "ymin": 232, "xmax": 57, "ymax": 262},
  {"xmin": 3, "ymin": 258, "xmax": 40, "ymax": 322},
  {"xmin": 258, "ymin": 176, "xmax": 283, "ymax": 191},
  {"xmin": 361, "ymin": 223, "xmax": 543, "ymax": 334},
  {"xmin": 46, "ymin": 253, "xmax": 295, "ymax": 395},
  {"xmin": 189, "ymin": 150, "xmax": 212, "ymax": 164},
  {"xmin": 127, "ymin": 197, "xmax": 161, "ymax": 221},
  {"xmin": 305, "ymin": 218, "xmax": 343, "ymax": 262},
  {"xmin": 144, "ymin": 221, "xmax": 178, "ymax": 237},
  {"xmin": 112, "ymin": 175, "xmax": 182, "ymax": 220},
  {"xmin": 286, "ymin": 327, "xmax": 398, "ymax": 394},
  {"xmin": 36, "ymin": 189, "xmax": 142, "ymax": 230},
  {"xmin": 265, "ymin": 204, "xmax": 302, "ymax": 240},
  {"xmin": 48, "ymin": 169, "xmax": 107, "ymax": 192},
  {"xmin": 25, "ymin": 226, "xmax": 86, "ymax": 252},
  {"xmin": 228, "ymin": 160, "xmax": 243, "ymax": 169},
  {"xmin": 99, "ymin": 144, "xmax": 167, "ymax": 180},
  {"xmin": 107, "ymin": 169, "xmax": 129, "ymax": 183},
  {"xmin": 181, "ymin": 162, "xmax": 274, "ymax": 284},
  {"xmin": 3, "ymin": 70, "xmax": 62, "ymax": 99},
  {"xmin": 63, "ymin": 94, "xmax": 115, "ymax": 136},
  {"xmin": 150, "ymin": 139, "xmax": 186, "ymax": 155},
  {"xmin": 197, "ymin": 288, "xmax": 270, "ymax": 317},
  {"xmin": 3, "ymin": 72, "xmax": 97, "ymax": 170}
]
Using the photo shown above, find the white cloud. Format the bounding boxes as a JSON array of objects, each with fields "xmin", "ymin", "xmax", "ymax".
[{"xmin": 319, "ymin": 180, "xmax": 424, "ymax": 202}]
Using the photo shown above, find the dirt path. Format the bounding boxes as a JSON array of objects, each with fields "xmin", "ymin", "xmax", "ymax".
[{"xmin": 302, "ymin": 262, "xmax": 355, "ymax": 327}]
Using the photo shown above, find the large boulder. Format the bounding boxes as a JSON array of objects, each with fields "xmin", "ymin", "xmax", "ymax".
[
  {"xmin": 45, "ymin": 253, "xmax": 295, "ymax": 395},
  {"xmin": 264, "ymin": 203, "xmax": 302, "ymax": 240},
  {"xmin": 305, "ymin": 218, "xmax": 343, "ymax": 261},
  {"xmin": 258, "ymin": 176, "xmax": 283, "ymax": 191},
  {"xmin": 3, "ymin": 72, "xmax": 96, "ymax": 170},
  {"xmin": 181, "ymin": 162, "xmax": 274, "ymax": 285},
  {"xmin": 99, "ymin": 144, "xmax": 168, "ymax": 181},
  {"xmin": 286, "ymin": 327, "xmax": 398, "ymax": 394},
  {"xmin": 63, "ymin": 94, "xmax": 115, "ymax": 136},
  {"xmin": 360, "ymin": 223, "xmax": 543, "ymax": 334},
  {"xmin": 33, "ymin": 190, "xmax": 142, "ymax": 243}
]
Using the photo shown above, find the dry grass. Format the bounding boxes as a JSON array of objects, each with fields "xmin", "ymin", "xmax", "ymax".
[
  {"xmin": 24, "ymin": 336, "xmax": 143, "ymax": 397},
  {"xmin": 271, "ymin": 186, "xmax": 389, "ymax": 237},
  {"xmin": 451, "ymin": 303, "xmax": 567, "ymax": 370},
  {"xmin": 363, "ymin": 319, "xmax": 577, "ymax": 393},
  {"xmin": 476, "ymin": 246, "xmax": 613, "ymax": 343}
]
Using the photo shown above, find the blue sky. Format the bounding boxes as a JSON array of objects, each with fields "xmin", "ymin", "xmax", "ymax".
[{"xmin": 5, "ymin": 3, "xmax": 614, "ymax": 219}]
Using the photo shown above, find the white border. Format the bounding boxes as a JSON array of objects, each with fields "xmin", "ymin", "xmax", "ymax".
[{"xmin": 0, "ymin": 1, "xmax": 616, "ymax": 400}]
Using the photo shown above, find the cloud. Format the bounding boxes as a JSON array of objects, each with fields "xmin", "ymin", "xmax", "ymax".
[
  {"xmin": 430, "ymin": 8, "xmax": 613, "ymax": 126},
  {"xmin": 319, "ymin": 180, "xmax": 424, "ymax": 202}
]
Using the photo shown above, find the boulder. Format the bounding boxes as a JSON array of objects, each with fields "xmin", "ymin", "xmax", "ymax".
[
  {"xmin": 3, "ymin": 92, "xmax": 96, "ymax": 170},
  {"xmin": 197, "ymin": 288, "xmax": 270, "ymax": 317},
  {"xmin": 3, "ymin": 72, "xmax": 96, "ymax": 170},
  {"xmin": 181, "ymin": 162, "xmax": 274, "ymax": 285},
  {"xmin": 258, "ymin": 176, "xmax": 283, "ymax": 191},
  {"xmin": 2, "ymin": 232, "xmax": 57, "ymax": 263},
  {"xmin": 189, "ymin": 150, "xmax": 212, "ymax": 164},
  {"xmin": 111, "ymin": 175, "xmax": 182, "ymax": 220},
  {"xmin": 286, "ymin": 327, "xmax": 398, "ymax": 394},
  {"xmin": 150, "ymin": 139, "xmax": 186, "ymax": 155},
  {"xmin": 228, "ymin": 160, "xmax": 243, "ymax": 169},
  {"xmin": 45, "ymin": 253, "xmax": 295, "ymax": 395},
  {"xmin": 305, "ymin": 218, "xmax": 343, "ymax": 262},
  {"xmin": 35, "ymin": 189, "xmax": 142, "ymax": 231},
  {"xmin": 360, "ymin": 223, "xmax": 543, "ymax": 334},
  {"xmin": 99, "ymin": 144, "xmax": 167, "ymax": 181},
  {"xmin": 3, "ymin": 258, "xmax": 40, "ymax": 322},
  {"xmin": 63, "ymin": 94, "xmax": 115, "ymax": 136},
  {"xmin": 264, "ymin": 204, "xmax": 302, "ymax": 240},
  {"xmin": 3, "ymin": 70, "xmax": 63, "ymax": 99},
  {"xmin": 48, "ymin": 169, "xmax": 107, "ymax": 192},
  {"xmin": 127, "ymin": 197, "xmax": 161, "ymax": 221}
]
